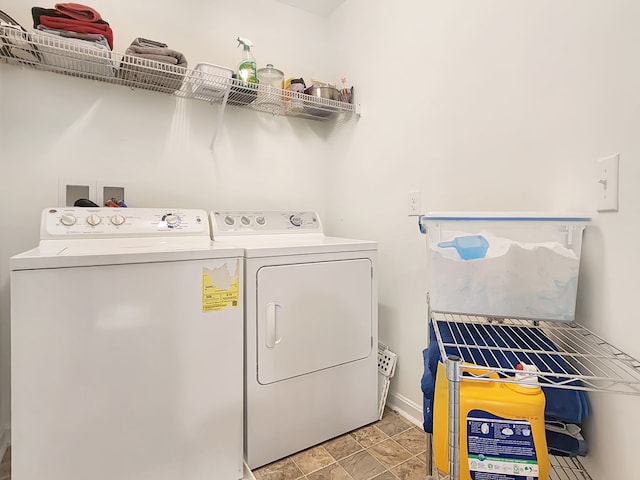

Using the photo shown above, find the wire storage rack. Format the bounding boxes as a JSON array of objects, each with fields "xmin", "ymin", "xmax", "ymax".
[
  {"xmin": 0, "ymin": 26, "xmax": 359, "ymax": 121},
  {"xmin": 428, "ymin": 310, "xmax": 640, "ymax": 480}
]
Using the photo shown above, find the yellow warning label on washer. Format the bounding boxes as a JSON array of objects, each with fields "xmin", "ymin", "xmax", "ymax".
[{"xmin": 202, "ymin": 260, "xmax": 240, "ymax": 312}]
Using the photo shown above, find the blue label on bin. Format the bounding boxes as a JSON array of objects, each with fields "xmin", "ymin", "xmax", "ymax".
[{"xmin": 467, "ymin": 410, "xmax": 539, "ymax": 480}]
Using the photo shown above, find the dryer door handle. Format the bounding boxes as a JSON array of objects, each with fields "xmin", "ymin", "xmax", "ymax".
[{"xmin": 265, "ymin": 302, "xmax": 282, "ymax": 348}]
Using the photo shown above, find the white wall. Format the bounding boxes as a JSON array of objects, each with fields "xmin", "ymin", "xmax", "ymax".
[
  {"xmin": 3, "ymin": 1, "xmax": 640, "ymax": 478},
  {"xmin": 0, "ymin": 0, "xmax": 335, "ymax": 458},
  {"xmin": 326, "ymin": 1, "xmax": 640, "ymax": 478}
]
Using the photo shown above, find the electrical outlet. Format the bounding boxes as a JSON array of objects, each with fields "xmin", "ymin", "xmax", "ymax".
[
  {"xmin": 596, "ymin": 154, "xmax": 619, "ymax": 212},
  {"xmin": 408, "ymin": 191, "xmax": 421, "ymax": 216}
]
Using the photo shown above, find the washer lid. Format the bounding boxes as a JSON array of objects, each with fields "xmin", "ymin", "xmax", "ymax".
[{"xmin": 10, "ymin": 242, "xmax": 244, "ymax": 270}]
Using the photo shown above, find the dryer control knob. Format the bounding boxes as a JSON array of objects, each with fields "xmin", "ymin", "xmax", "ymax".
[
  {"xmin": 111, "ymin": 214, "xmax": 126, "ymax": 226},
  {"xmin": 241, "ymin": 215, "xmax": 251, "ymax": 226},
  {"xmin": 86, "ymin": 214, "xmax": 101, "ymax": 226},
  {"xmin": 290, "ymin": 215, "xmax": 303, "ymax": 227},
  {"xmin": 255, "ymin": 216, "xmax": 266, "ymax": 226},
  {"xmin": 165, "ymin": 214, "xmax": 179, "ymax": 226},
  {"xmin": 60, "ymin": 213, "xmax": 77, "ymax": 226},
  {"xmin": 224, "ymin": 215, "xmax": 235, "ymax": 226}
]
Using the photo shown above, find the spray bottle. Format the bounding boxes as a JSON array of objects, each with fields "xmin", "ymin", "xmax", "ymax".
[{"xmin": 236, "ymin": 37, "xmax": 257, "ymax": 87}]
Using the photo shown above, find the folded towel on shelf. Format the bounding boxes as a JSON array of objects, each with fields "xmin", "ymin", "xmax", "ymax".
[
  {"xmin": 129, "ymin": 37, "xmax": 168, "ymax": 49},
  {"xmin": 31, "ymin": 6, "xmax": 113, "ymax": 49},
  {"xmin": 54, "ymin": 2, "xmax": 102, "ymax": 22},
  {"xmin": 124, "ymin": 45, "xmax": 187, "ymax": 65},
  {"xmin": 39, "ymin": 16, "xmax": 112, "ymax": 49},
  {"xmin": 118, "ymin": 38, "xmax": 188, "ymax": 94},
  {"xmin": 421, "ymin": 320, "xmax": 591, "ymax": 434},
  {"xmin": 37, "ymin": 24, "xmax": 109, "ymax": 49},
  {"xmin": 34, "ymin": 28, "xmax": 115, "ymax": 77},
  {"xmin": 32, "ymin": 6, "xmax": 106, "ymax": 25}
]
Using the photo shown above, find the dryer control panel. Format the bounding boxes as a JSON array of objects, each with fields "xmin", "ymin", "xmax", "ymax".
[
  {"xmin": 40, "ymin": 207, "xmax": 209, "ymax": 239},
  {"xmin": 211, "ymin": 211, "xmax": 322, "ymax": 235}
]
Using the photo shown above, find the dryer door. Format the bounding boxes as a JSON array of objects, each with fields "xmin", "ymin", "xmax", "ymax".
[{"xmin": 256, "ymin": 258, "xmax": 373, "ymax": 385}]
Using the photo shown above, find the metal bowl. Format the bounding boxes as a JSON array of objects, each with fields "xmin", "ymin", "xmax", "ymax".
[
  {"xmin": 304, "ymin": 86, "xmax": 341, "ymax": 101},
  {"xmin": 303, "ymin": 86, "xmax": 342, "ymax": 118}
]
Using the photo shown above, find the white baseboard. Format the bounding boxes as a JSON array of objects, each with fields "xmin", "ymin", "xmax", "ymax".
[
  {"xmin": 0, "ymin": 423, "xmax": 9, "ymax": 462},
  {"xmin": 243, "ymin": 461, "xmax": 256, "ymax": 480},
  {"xmin": 386, "ymin": 392, "xmax": 423, "ymax": 428}
]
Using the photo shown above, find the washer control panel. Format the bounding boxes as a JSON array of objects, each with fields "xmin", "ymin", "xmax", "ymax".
[
  {"xmin": 211, "ymin": 211, "xmax": 322, "ymax": 235},
  {"xmin": 41, "ymin": 208, "xmax": 209, "ymax": 239}
]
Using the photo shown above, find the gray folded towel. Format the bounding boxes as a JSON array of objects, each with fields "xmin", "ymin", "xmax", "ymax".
[
  {"xmin": 118, "ymin": 37, "xmax": 188, "ymax": 94},
  {"xmin": 125, "ymin": 45, "xmax": 187, "ymax": 66},
  {"xmin": 129, "ymin": 37, "xmax": 168, "ymax": 49},
  {"xmin": 37, "ymin": 24, "xmax": 110, "ymax": 49}
]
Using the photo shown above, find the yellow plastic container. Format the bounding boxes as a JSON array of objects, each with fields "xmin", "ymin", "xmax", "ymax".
[{"xmin": 433, "ymin": 362, "xmax": 550, "ymax": 480}]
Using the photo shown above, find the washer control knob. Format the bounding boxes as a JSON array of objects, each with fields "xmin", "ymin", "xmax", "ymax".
[
  {"xmin": 290, "ymin": 215, "xmax": 303, "ymax": 227},
  {"xmin": 111, "ymin": 214, "xmax": 126, "ymax": 226},
  {"xmin": 165, "ymin": 214, "xmax": 179, "ymax": 226},
  {"xmin": 86, "ymin": 214, "xmax": 101, "ymax": 226},
  {"xmin": 240, "ymin": 215, "xmax": 251, "ymax": 226},
  {"xmin": 60, "ymin": 213, "xmax": 77, "ymax": 226},
  {"xmin": 224, "ymin": 215, "xmax": 235, "ymax": 226},
  {"xmin": 255, "ymin": 216, "xmax": 266, "ymax": 226}
]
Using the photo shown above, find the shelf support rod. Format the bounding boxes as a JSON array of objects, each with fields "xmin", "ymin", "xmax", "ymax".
[
  {"xmin": 210, "ymin": 87, "xmax": 231, "ymax": 150},
  {"xmin": 446, "ymin": 356, "xmax": 462, "ymax": 480}
]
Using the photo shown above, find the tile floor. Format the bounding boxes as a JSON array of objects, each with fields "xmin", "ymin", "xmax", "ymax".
[
  {"xmin": 0, "ymin": 409, "xmax": 429, "ymax": 480},
  {"xmin": 252, "ymin": 409, "xmax": 428, "ymax": 480}
]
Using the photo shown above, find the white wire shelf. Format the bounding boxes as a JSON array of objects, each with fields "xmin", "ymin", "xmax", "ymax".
[
  {"xmin": 430, "ymin": 454, "xmax": 592, "ymax": 480},
  {"xmin": 0, "ymin": 26, "xmax": 359, "ymax": 121},
  {"xmin": 431, "ymin": 311, "xmax": 640, "ymax": 395}
]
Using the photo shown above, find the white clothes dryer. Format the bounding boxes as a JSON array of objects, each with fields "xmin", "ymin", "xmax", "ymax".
[
  {"xmin": 210, "ymin": 211, "xmax": 378, "ymax": 469},
  {"xmin": 11, "ymin": 208, "xmax": 244, "ymax": 480}
]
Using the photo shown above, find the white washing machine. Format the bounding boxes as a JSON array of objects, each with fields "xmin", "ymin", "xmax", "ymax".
[
  {"xmin": 210, "ymin": 211, "xmax": 378, "ymax": 469},
  {"xmin": 10, "ymin": 207, "xmax": 244, "ymax": 480}
]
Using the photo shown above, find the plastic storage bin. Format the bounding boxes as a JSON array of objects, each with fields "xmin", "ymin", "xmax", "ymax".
[
  {"xmin": 419, "ymin": 212, "xmax": 590, "ymax": 321},
  {"xmin": 189, "ymin": 62, "xmax": 233, "ymax": 101}
]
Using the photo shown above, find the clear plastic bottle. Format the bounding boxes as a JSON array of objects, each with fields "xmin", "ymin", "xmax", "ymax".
[{"xmin": 236, "ymin": 37, "xmax": 257, "ymax": 87}]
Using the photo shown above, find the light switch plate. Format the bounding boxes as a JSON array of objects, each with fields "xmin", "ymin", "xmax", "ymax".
[{"xmin": 596, "ymin": 154, "xmax": 619, "ymax": 212}]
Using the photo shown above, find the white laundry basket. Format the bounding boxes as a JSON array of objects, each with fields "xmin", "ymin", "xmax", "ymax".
[{"xmin": 378, "ymin": 342, "xmax": 398, "ymax": 420}]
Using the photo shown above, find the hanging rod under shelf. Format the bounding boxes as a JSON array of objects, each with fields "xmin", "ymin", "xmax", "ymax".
[
  {"xmin": 0, "ymin": 26, "xmax": 359, "ymax": 121},
  {"xmin": 430, "ymin": 311, "xmax": 640, "ymax": 396}
]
